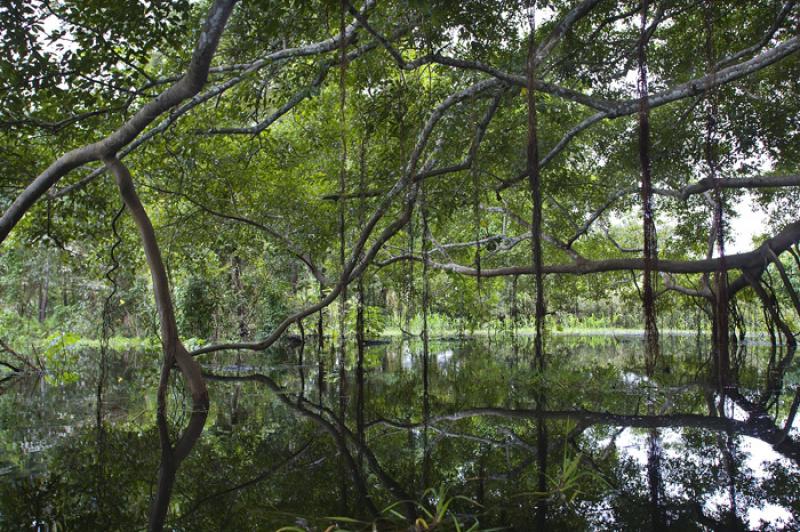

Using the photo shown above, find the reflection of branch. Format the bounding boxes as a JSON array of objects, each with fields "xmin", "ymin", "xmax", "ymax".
[
  {"xmin": 104, "ymin": 156, "xmax": 210, "ymax": 530},
  {"xmin": 176, "ymin": 440, "xmax": 312, "ymax": 523},
  {"xmin": 369, "ymin": 403, "xmax": 800, "ymax": 464},
  {"xmin": 0, "ymin": 360, "xmax": 20, "ymax": 373},
  {"xmin": 203, "ymin": 371, "xmax": 418, "ymax": 519},
  {"xmin": 430, "ymin": 425, "xmax": 534, "ymax": 452},
  {"xmin": 0, "ymin": 339, "xmax": 42, "ymax": 371}
]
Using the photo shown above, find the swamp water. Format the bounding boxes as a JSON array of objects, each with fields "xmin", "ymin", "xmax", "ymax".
[{"xmin": 0, "ymin": 334, "xmax": 798, "ymax": 530}]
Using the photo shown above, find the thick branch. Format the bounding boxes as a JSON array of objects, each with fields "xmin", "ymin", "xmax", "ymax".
[
  {"xmin": 104, "ymin": 156, "xmax": 209, "ymax": 530},
  {"xmin": 0, "ymin": 0, "xmax": 239, "ymax": 243},
  {"xmin": 496, "ymin": 36, "xmax": 800, "ymax": 191},
  {"xmin": 191, "ymin": 80, "xmax": 494, "ymax": 356},
  {"xmin": 379, "ymin": 218, "xmax": 800, "ymax": 277}
]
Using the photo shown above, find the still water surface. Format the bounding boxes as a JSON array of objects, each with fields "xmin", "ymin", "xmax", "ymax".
[{"xmin": 1, "ymin": 334, "xmax": 798, "ymax": 530}]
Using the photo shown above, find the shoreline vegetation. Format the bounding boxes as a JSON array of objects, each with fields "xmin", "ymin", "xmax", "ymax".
[{"xmin": 0, "ymin": 324, "xmax": 782, "ymax": 361}]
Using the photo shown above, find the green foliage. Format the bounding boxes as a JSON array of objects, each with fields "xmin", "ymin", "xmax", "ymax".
[
  {"xmin": 347, "ymin": 304, "xmax": 388, "ymax": 339},
  {"xmin": 255, "ymin": 286, "xmax": 290, "ymax": 340},
  {"xmin": 177, "ymin": 275, "xmax": 218, "ymax": 340},
  {"xmin": 41, "ymin": 332, "xmax": 81, "ymax": 384},
  {"xmin": 538, "ymin": 446, "xmax": 611, "ymax": 504},
  {"xmin": 1, "ymin": 1, "xmax": 799, "ymax": 530}
]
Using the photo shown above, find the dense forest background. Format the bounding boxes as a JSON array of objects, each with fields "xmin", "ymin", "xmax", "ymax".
[{"xmin": 1, "ymin": 0, "xmax": 798, "ymax": 345}]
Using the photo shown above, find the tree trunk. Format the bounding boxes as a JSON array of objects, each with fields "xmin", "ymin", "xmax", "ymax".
[{"xmin": 103, "ymin": 156, "xmax": 209, "ymax": 532}]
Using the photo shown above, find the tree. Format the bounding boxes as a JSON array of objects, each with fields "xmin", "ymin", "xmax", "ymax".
[{"xmin": 1, "ymin": 0, "xmax": 799, "ymax": 529}]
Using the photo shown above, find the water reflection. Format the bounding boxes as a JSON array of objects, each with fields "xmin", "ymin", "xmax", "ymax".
[{"xmin": 1, "ymin": 335, "xmax": 799, "ymax": 530}]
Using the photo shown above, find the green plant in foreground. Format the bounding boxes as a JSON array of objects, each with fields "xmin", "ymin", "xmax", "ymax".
[
  {"xmin": 521, "ymin": 446, "xmax": 612, "ymax": 505},
  {"xmin": 276, "ymin": 484, "xmax": 491, "ymax": 531},
  {"xmin": 384, "ymin": 485, "xmax": 486, "ymax": 531}
]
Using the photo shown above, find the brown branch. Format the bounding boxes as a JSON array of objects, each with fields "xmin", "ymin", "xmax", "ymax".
[
  {"xmin": 767, "ymin": 246, "xmax": 800, "ymax": 318},
  {"xmin": 377, "ymin": 218, "xmax": 800, "ymax": 277},
  {"xmin": 0, "ymin": 360, "xmax": 20, "ymax": 373},
  {"xmin": 742, "ymin": 269, "xmax": 797, "ymax": 348},
  {"xmin": 103, "ymin": 156, "xmax": 209, "ymax": 531},
  {"xmin": 496, "ymin": 36, "xmax": 800, "ymax": 191},
  {"xmin": 190, "ymin": 80, "xmax": 494, "ymax": 357},
  {"xmin": 202, "ymin": 35, "xmax": 385, "ymax": 135},
  {"xmin": 144, "ymin": 183, "xmax": 329, "ymax": 285},
  {"xmin": 534, "ymin": 0, "xmax": 605, "ymax": 66},
  {"xmin": 0, "ymin": 339, "xmax": 41, "ymax": 371},
  {"xmin": 715, "ymin": 0, "xmax": 798, "ymax": 69}
]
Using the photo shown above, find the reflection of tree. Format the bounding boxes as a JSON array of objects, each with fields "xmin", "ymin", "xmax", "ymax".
[
  {"xmin": 0, "ymin": 426, "xmax": 158, "ymax": 530},
  {"xmin": 3, "ymin": 339, "xmax": 799, "ymax": 529},
  {"xmin": 367, "ymin": 404, "xmax": 799, "ymax": 466},
  {"xmin": 203, "ymin": 371, "xmax": 416, "ymax": 520},
  {"xmin": 198, "ymin": 340, "xmax": 798, "ymax": 528}
]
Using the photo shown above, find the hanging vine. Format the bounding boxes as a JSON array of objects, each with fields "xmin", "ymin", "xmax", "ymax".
[
  {"xmin": 638, "ymin": 0, "xmax": 660, "ymax": 370},
  {"xmin": 705, "ymin": 0, "xmax": 730, "ymax": 383},
  {"xmin": 401, "ymin": 78, "xmax": 415, "ymax": 338},
  {"xmin": 355, "ymin": 126, "xmax": 370, "ymax": 455},
  {"xmin": 97, "ymin": 204, "xmax": 125, "ymax": 430},
  {"xmin": 526, "ymin": 0, "xmax": 545, "ymax": 367},
  {"xmin": 472, "ymin": 108, "xmax": 483, "ymax": 310},
  {"xmin": 92, "ymin": 203, "xmax": 124, "ymax": 527},
  {"xmin": 337, "ymin": 0, "xmax": 349, "ymax": 357}
]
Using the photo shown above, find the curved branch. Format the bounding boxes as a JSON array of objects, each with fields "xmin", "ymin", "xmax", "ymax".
[
  {"xmin": 48, "ymin": 1, "xmax": 378, "ymax": 198},
  {"xmin": 0, "ymin": 0, "xmax": 240, "ymax": 243},
  {"xmin": 496, "ymin": 36, "xmax": 800, "ymax": 191},
  {"xmin": 715, "ymin": 0, "xmax": 798, "ymax": 69},
  {"xmin": 378, "ymin": 218, "xmax": 800, "ymax": 277},
  {"xmin": 144, "ymin": 183, "xmax": 328, "ymax": 285},
  {"xmin": 103, "ymin": 156, "xmax": 209, "ymax": 531},
  {"xmin": 534, "ymin": 0, "xmax": 605, "ymax": 65},
  {"xmin": 191, "ymin": 79, "xmax": 496, "ymax": 356}
]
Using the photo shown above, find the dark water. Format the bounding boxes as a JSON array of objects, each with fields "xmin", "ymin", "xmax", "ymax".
[{"xmin": 1, "ymin": 334, "xmax": 799, "ymax": 530}]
